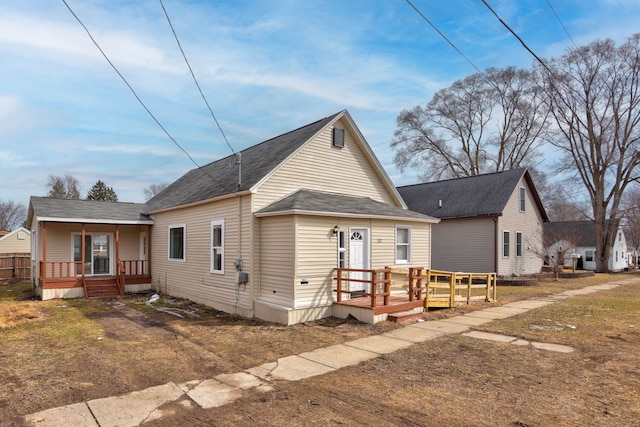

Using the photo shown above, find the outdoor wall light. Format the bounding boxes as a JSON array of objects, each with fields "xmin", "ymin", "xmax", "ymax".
[{"xmin": 332, "ymin": 225, "xmax": 340, "ymax": 235}]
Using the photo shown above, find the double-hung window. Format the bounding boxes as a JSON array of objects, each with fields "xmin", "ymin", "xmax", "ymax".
[
  {"xmin": 516, "ymin": 232, "xmax": 523, "ymax": 257},
  {"xmin": 396, "ymin": 226, "xmax": 411, "ymax": 264},
  {"xmin": 519, "ymin": 187, "xmax": 526, "ymax": 212},
  {"xmin": 169, "ymin": 224, "xmax": 186, "ymax": 261},
  {"xmin": 211, "ymin": 220, "xmax": 224, "ymax": 273},
  {"xmin": 503, "ymin": 231, "xmax": 510, "ymax": 258}
]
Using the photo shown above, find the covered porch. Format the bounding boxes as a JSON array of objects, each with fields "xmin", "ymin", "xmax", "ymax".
[{"xmin": 38, "ymin": 221, "xmax": 152, "ymax": 298}]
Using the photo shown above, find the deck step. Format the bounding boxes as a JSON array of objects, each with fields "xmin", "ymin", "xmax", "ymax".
[
  {"xmin": 387, "ymin": 310, "xmax": 423, "ymax": 324},
  {"xmin": 85, "ymin": 283, "xmax": 121, "ymax": 298}
]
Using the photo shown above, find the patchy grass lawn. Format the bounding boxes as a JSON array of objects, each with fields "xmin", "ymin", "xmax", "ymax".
[{"xmin": 1, "ymin": 273, "xmax": 639, "ymax": 426}]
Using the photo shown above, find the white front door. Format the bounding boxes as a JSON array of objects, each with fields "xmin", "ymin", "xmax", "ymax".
[{"xmin": 349, "ymin": 228, "xmax": 370, "ymax": 295}]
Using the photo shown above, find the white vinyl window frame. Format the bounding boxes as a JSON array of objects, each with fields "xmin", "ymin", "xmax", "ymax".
[
  {"xmin": 168, "ymin": 224, "xmax": 186, "ymax": 262},
  {"xmin": 503, "ymin": 230, "xmax": 510, "ymax": 258},
  {"xmin": 516, "ymin": 231, "xmax": 523, "ymax": 257},
  {"xmin": 70, "ymin": 232, "xmax": 114, "ymax": 276},
  {"xmin": 210, "ymin": 219, "xmax": 224, "ymax": 274},
  {"xmin": 519, "ymin": 187, "xmax": 526, "ymax": 212},
  {"xmin": 395, "ymin": 225, "xmax": 412, "ymax": 264}
]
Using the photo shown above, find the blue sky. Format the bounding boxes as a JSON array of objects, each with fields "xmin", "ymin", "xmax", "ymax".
[{"xmin": 1, "ymin": 0, "xmax": 639, "ymax": 209}]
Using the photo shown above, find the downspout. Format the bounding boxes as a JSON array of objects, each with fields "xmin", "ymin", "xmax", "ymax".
[{"xmin": 493, "ymin": 216, "xmax": 498, "ymax": 274}]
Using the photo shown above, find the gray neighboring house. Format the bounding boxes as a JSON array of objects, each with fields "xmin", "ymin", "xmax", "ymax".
[{"xmin": 397, "ymin": 168, "xmax": 549, "ymax": 276}]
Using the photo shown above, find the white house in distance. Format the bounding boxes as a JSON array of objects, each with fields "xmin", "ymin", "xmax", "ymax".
[
  {"xmin": 543, "ymin": 220, "xmax": 628, "ymax": 271},
  {"xmin": 397, "ymin": 169, "xmax": 549, "ymax": 276},
  {"xmin": 28, "ymin": 110, "xmax": 439, "ymax": 325}
]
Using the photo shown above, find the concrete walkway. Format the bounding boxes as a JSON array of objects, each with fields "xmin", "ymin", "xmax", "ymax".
[{"xmin": 23, "ymin": 278, "xmax": 639, "ymax": 426}]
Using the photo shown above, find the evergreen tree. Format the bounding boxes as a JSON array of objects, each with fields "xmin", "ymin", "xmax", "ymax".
[{"xmin": 86, "ymin": 180, "xmax": 118, "ymax": 202}]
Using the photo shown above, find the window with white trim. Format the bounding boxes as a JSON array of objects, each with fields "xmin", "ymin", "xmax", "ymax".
[
  {"xmin": 337, "ymin": 230, "xmax": 346, "ymax": 268},
  {"xmin": 519, "ymin": 187, "xmax": 526, "ymax": 212},
  {"xmin": 516, "ymin": 231, "xmax": 523, "ymax": 257},
  {"xmin": 169, "ymin": 224, "xmax": 186, "ymax": 261},
  {"xmin": 396, "ymin": 226, "xmax": 411, "ymax": 263},
  {"xmin": 503, "ymin": 231, "xmax": 510, "ymax": 258},
  {"xmin": 211, "ymin": 220, "xmax": 224, "ymax": 273},
  {"xmin": 585, "ymin": 250, "xmax": 594, "ymax": 262}
]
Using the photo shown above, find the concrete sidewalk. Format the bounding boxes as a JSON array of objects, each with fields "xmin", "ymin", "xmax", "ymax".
[{"xmin": 24, "ymin": 278, "xmax": 639, "ymax": 427}]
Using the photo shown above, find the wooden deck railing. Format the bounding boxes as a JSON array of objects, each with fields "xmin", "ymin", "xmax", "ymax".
[
  {"xmin": 334, "ymin": 267, "xmax": 496, "ymax": 311},
  {"xmin": 334, "ymin": 267, "xmax": 392, "ymax": 308},
  {"xmin": 425, "ymin": 269, "xmax": 497, "ymax": 308},
  {"xmin": 39, "ymin": 260, "xmax": 149, "ymax": 280}
]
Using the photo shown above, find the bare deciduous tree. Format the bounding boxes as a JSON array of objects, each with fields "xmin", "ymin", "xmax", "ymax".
[
  {"xmin": 143, "ymin": 182, "xmax": 168, "ymax": 201},
  {"xmin": 0, "ymin": 199, "xmax": 26, "ymax": 231},
  {"xmin": 46, "ymin": 175, "xmax": 81, "ymax": 199},
  {"xmin": 542, "ymin": 33, "xmax": 640, "ymax": 272},
  {"xmin": 392, "ymin": 66, "xmax": 549, "ymax": 181}
]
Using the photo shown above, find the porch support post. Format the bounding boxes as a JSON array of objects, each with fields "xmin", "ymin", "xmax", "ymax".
[
  {"xmin": 81, "ymin": 224, "xmax": 86, "ymax": 278},
  {"xmin": 115, "ymin": 225, "xmax": 120, "ymax": 266},
  {"xmin": 147, "ymin": 225, "xmax": 152, "ymax": 277},
  {"xmin": 42, "ymin": 221, "xmax": 47, "ymax": 281}
]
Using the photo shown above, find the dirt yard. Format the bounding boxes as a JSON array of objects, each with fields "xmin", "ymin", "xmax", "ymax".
[{"xmin": 1, "ymin": 274, "xmax": 639, "ymax": 426}]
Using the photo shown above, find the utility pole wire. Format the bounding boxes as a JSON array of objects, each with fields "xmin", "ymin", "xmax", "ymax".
[
  {"xmin": 405, "ymin": 0, "xmax": 483, "ymax": 75},
  {"xmin": 480, "ymin": 0, "xmax": 554, "ymax": 75},
  {"xmin": 159, "ymin": 0, "xmax": 236, "ymax": 158},
  {"xmin": 545, "ymin": 0, "xmax": 578, "ymax": 48},
  {"xmin": 61, "ymin": 0, "xmax": 224, "ymax": 189}
]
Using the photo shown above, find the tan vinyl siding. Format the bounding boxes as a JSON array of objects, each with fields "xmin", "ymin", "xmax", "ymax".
[
  {"xmin": 496, "ymin": 179, "xmax": 545, "ymax": 275},
  {"xmin": 36, "ymin": 223, "xmax": 142, "ymax": 276},
  {"xmin": 258, "ymin": 215, "xmax": 295, "ymax": 307},
  {"xmin": 432, "ymin": 217, "xmax": 496, "ymax": 273},
  {"xmin": 253, "ymin": 118, "xmax": 398, "ymax": 211},
  {"xmin": 294, "ymin": 216, "xmax": 339, "ymax": 308},
  {"xmin": 293, "ymin": 217, "xmax": 432, "ymax": 309},
  {"xmin": 0, "ymin": 230, "xmax": 30, "ymax": 253},
  {"xmin": 151, "ymin": 194, "xmax": 254, "ymax": 315}
]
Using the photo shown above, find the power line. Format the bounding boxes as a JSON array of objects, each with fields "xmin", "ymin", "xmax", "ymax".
[
  {"xmin": 545, "ymin": 0, "xmax": 578, "ymax": 48},
  {"xmin": 480, "ymin": 0, "xmax": 553, "ymax": 75},
  {"xmin": 404, "ymin": 0, "xmax": 483, "ymax": 75},
  {"xmin": 159, "ymin": 0, "xmax": 236, "ymax": 158},
  {"xmin": 61, "ymin": 0, "xmax": 224, "ymax": 188}
]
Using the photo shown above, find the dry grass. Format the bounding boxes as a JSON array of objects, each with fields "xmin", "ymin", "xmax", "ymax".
[{"xmin": 2, "ymin": 273, "xmax": 639, "ymax": 426}]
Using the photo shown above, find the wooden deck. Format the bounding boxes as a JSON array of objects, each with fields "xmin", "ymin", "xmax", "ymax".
[{"xmin": 334, "ymin": 295, "xmax": 424, "ymax": 315}]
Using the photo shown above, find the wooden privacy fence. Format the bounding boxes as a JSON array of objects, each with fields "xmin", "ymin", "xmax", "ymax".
[{"xmin": 0, "ymin": 253, "xmax": 31, "ymax": 280}]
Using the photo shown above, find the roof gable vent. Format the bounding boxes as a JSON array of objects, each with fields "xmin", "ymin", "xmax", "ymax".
[{"xmin": 332, "ymin": 127, "xmax": 345, "ymax": 148}]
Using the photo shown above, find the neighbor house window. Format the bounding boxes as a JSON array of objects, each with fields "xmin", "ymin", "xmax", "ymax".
[
  {"xmin": 519, "ymin": 187, "xmax": 526, "ymax": 212},
  {"xmin": 396, "ymin": 226, "xmax": 411, "ymax": 263},
  {"xmin": 337, "ymin": 230, "xmax": 346, "ymax": 268},
  {"xmin": 211, "ymin": 220, "xmax": 224, "ymax": 273},
  {"xmin": 169, "ymin": 224, "xmax": 186, "ymax": 261},
  {"xmin": 585, "ymin": 250, "xmax": 593, "ymax": 262},
  {"xmin": 503, "ymin": 231, "xmax": 510, "ymax": 257},
  {"xmin": 516, "ymin": 232, "xmax": 523, "ymax": 257}
]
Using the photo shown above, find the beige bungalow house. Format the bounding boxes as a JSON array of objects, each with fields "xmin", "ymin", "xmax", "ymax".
[
  {"xmin": 0, "ymin": 227, "xmax": 31, "ymax": 253},
  {"xmin": 27, "ymin": 198, "xmax": 153, "ymax": 299},
  {"xmin": 28, "ymin": 110, "xmax": 439, "ymax": 324},
  {"xmin": 397, "ymin": 169, "xmax": 549, "ymax": 276}
]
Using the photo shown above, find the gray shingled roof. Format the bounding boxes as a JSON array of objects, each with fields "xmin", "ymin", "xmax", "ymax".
[
  {"xmin": 146, "ymin": 112, "xmax": 343, "ymax": 213},
  {"xmin": 397, "ymin": 168, "xmax": 548, "ymax": 220},
  {"xmin": 255, "ymin": 189, "xmax": 438, "ymax": 222},
  {"xmin": 544, "ymin": 220, "xmax": 614, "ymax": 248},
  {"xmin": 29, "ymin": 196, "xmax": 152, "ymax": 224}
]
